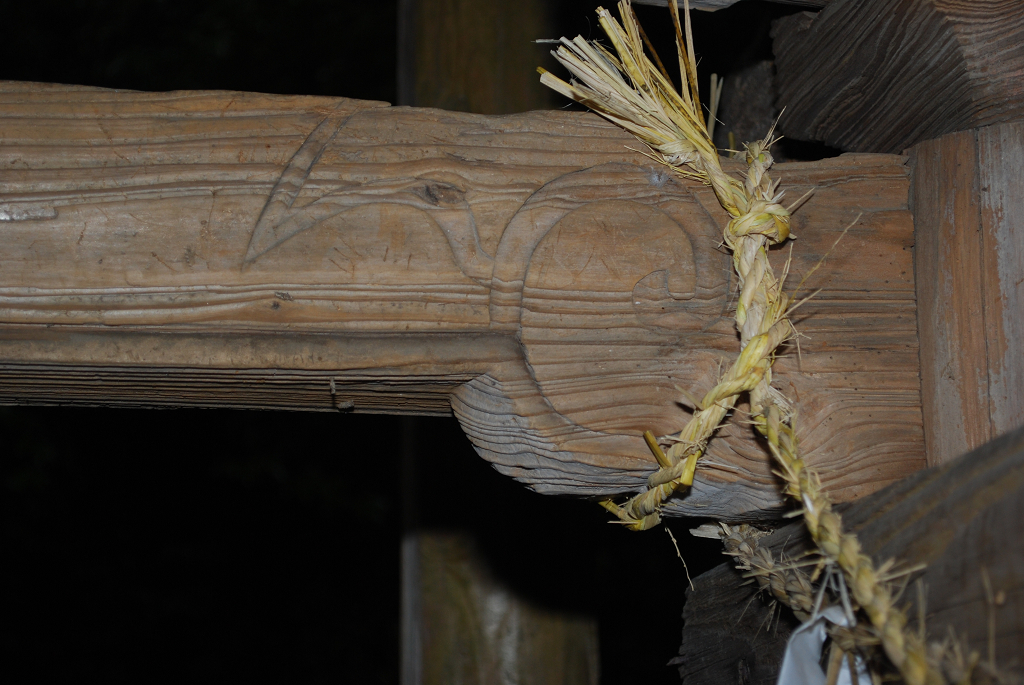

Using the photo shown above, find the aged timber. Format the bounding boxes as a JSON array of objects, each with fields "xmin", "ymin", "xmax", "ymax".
[
  {"xmin": 0, "ymin": 82, "xmax": 924, "ymax": 518},
  {"xmin": 676, "ymin": 422, "xmax": 1024, "ymax": 684},
  {"xmin": 773, "ymin": 0, "xmax": 1024, "ymax": 153},
  {"xmin": 910, "ymin": 121, "xmax": 1024, "ymax": 466}
]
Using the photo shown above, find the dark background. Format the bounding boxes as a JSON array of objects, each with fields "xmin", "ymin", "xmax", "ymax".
[
  {"xmin": 0, "ymin": 0, "xmax": 801, "ymax": 113},
  {"xmin": 0, "ymin": 1, "xmax": 810, "ymax": 683},
  {"xmin": 2, "ymin": 406, "xmax": 726, "ymax": 685}
]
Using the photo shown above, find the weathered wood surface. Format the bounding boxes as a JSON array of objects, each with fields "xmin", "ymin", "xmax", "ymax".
[
  {"xmin": 677, "ymin": 422, "xmax": 1024, "ymax": 684},
  {"xmin": 773, "ymin": 0, "xmax": 1024, "ymax": 153},
  {"xmin": 0, "ymin": 82, "xmax": 924, "ymax": 518},
  {"xmin": 910, "ymin": 122, "xmax": 1024, "ymax": 466}
]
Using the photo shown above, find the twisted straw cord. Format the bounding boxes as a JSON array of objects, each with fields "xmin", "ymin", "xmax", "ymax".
[
  {"xmin": 721, "ymin": 523, "xmax": 883, "ymax": 663},
  {"xmin": 721, "ymin": 523, "xmax": 817, "ymax": 622},
  {"xmin": 600, "ymin": 140, "xmax": 792, "ymax": 530},
  {"xmin": 759, "ymin": 406, "xmax": 939, "ymax": 685},
  {"xmin": 541, "ymin": 4, "xmax": 953, "ymax": 681}
]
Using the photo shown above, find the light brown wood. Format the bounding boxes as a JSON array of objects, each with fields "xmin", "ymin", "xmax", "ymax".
[
  {"xmin": 676, "ymin": 423, "xmax": 1024, "ymax": 683},
  {"xmin": 772, "ymin": 0, "xmax": 1024, "ymax": 153},
  {"xmin": 910, "ymin": 122, "xmax": 1024, "ymax": 466},
  {"xmin": 0, "ymin": 82, "xmax": 924, "ymax": 518}
]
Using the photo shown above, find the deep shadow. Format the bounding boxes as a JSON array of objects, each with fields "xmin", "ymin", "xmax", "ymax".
[
  {"xmin": 2, "ymin": 407, "xmax": 725, "ymax": 684},
  {"xmin": 411, "ymin": 416, "xmax": 726, "ymax": 684},
  {"xmin": 0, "ymin": 0, "xmax": 397, "ymax": 101},
  {"xmin": 1, "ymin": 407, "xmax": 401, "ymax": 684}
]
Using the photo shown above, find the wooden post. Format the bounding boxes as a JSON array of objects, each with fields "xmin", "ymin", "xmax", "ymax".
[
  {"xmin": 396, "ymin": 5, "xmax": 598, "ymax": 681},
  {"xmin": 416, "ymin": 533, "xmax": 599, "ymax": 685},
  {"xmin": 910, "ymin": 122, "xmax": 1024, "ymax": 465},
  {"xmin": 397, "ymin": 0, "xmax": 554, "ymax": 114}
]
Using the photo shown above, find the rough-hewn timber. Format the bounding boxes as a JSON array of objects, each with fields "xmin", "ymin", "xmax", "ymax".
[
  {"xmin": 0, "ymin": 82, "xmax": 924, "ymax": 518},
  {"xmin": 910, "ymin": 121, "xmax": 1024, "ymax": 466},
  {"xmin": 676, "ymin": 423, "xmax": 1024, "ymax": 684},
  {"xmin": 773, "ymin": 0, "xmax": 1024, "ymax": 153}
]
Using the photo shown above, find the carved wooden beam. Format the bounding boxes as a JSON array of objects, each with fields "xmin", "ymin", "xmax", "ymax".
[
  {"xmin": 0, "ymin": 82, "xmax": 924, "ymax": 519},
  {"xmin": 773, "ymin": 0, "xmax": 1024, "ymax": 153}
]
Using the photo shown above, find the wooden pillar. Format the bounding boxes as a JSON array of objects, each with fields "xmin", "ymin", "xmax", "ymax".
[
  {"xmin": 400, "ymin": 416, "xmax": 600, "ymax": 685},
  {"xmin": 416, "ymin": 533, "xmax": 598, "ymax": 685},
  {"xmin": 910, "ymin": 122, "xmax": 1024, "ymax": 466},
  {"xmin": 397, "ymin": 0, "xmax": 554, "ymax": 113},
  {"xmin": 396, "ymin": 4, "xmax": 595, "ymax": 682}
]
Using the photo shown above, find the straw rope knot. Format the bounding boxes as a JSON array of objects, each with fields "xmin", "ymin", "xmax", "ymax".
[{"xmin": 592, "ymin": 144, "xmax": 795, "ymax": 531}]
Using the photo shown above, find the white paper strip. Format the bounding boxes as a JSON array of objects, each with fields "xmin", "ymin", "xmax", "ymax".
[{"xmin": 777, "ymin": 606, "xmax": 870, "ymax": 685}]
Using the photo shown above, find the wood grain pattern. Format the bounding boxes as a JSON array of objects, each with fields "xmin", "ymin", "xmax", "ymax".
[
  {"xmin": 773, "ymin": 0, "xmax": 1024, "ymax": 153},
  {"xmin": 910, "ymin": 121, "xmax": 1024, "ymax": 466},
  {"xmin": 676, "ymin": 423, "xmax": 1024, "ymax": 683},
  {"xmin": 0, "ymin": 83, "xmax": 925, "ymax": 518}
]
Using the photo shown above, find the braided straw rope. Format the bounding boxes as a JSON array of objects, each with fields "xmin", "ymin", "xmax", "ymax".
[
  {"xmin": 721, "ymin": 524, "xmax": 879, "ymax": 659},
  {"xmin": 760, "ymin": 407, "xmax": 940, "ymax": 684},
  {"xmin": 540, "ymin": 2, "xmax": 956, "ymax": 683},
  {"xmin": 720, "ymin": 523, "xmax": 817, "ymax": 622},
  {"xmin": 540, "ymin": 0, "xmax": 793, "ymax": 532}
]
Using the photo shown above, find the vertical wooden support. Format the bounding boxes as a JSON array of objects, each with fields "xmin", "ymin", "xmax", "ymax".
[
  {"xmin": 397, "ymin": 0, "xmax": 554, "ymax": 113},
  {"xmin": 401, "ymin": 417, "xmax": 423, "ymax": 685},
  {"xmin": 418, "ymin": 534, "xmax": 599, "ymax": 685},
  {"xmin": 399, "ymin": 415, "xmax": 601, "ymax": 685},
  {"xmin": 396, "ymin": 4, "xmax": 599, "ymax": 682},
  {"xmin": 911, "ymin": 121, "xmax": 1024, "ymax": 465}
]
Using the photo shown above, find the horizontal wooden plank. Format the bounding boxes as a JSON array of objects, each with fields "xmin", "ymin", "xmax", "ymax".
[{"xmin": 0, "ymin": 85, "xmax": 924, "ymax": 518}]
